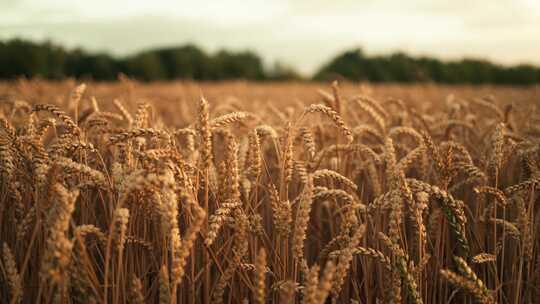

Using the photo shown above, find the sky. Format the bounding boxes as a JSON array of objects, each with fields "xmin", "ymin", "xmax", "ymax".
[{"xmin": 1, "ymin": 0, "xmax": 540, "ymax": 75}]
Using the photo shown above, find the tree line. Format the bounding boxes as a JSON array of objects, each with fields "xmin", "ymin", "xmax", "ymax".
[
  {"xmin": 0, "ymin": 39, "xmax": 299, "ymax": 81},
  {"xmin": 315, "ymin": 49, "xmax": 540, "ymax": 85},
  {"xmin": 1, "ymin": 39, "xmax": 539, "ymax": 84}
]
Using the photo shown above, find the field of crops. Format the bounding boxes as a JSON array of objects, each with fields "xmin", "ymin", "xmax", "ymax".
[{"xmin": 0, "ymin": 79, "xmax": 539, "ymax": 303}]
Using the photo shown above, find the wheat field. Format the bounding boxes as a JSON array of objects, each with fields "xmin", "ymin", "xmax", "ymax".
[{"xmin": 0, "ymin": 79, "xmax": 539, "ymax": 303}]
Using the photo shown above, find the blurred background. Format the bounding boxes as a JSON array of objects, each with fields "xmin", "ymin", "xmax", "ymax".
[{"xmin": 1, "ymin": 0, "xmax": 539, "ymax": 84}]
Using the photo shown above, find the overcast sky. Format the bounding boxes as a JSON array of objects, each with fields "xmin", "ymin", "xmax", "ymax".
[{"xmin": 1, "ymin": 0, "xmax": 539, "ymax": 75}]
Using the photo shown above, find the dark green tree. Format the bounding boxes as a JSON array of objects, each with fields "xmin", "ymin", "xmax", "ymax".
[
  {"xmin": 314, "ymin": 47, "xmax": 539, "ymax": 85},
  {"xmin": 1, "ymin": 39, "xmax": 538, "ymax": 84},
  {"xmin": 154, "ymin": 45, "xmax": 212, "ymax": 79},
  {"xmin": 212, "ymin": 50, "xmax": 266, "ymax": 80},
  {"xmin": 126, "ymin": 53, "xmax": 166, "ymax": 81}
]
